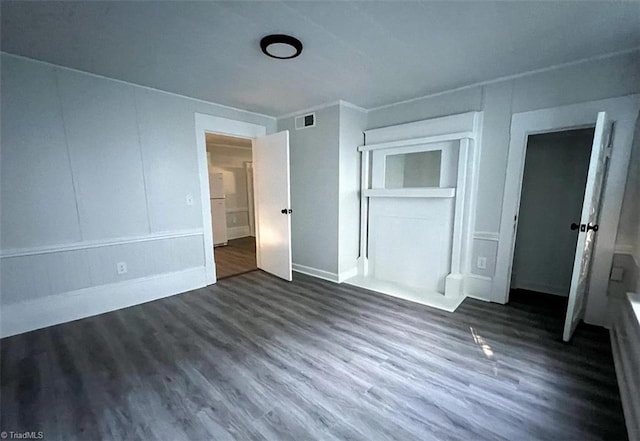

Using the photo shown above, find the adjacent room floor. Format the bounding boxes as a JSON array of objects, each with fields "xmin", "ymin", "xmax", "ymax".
[
  {"xmin": 0, "ymin": 271, "xmax": 626, "ymax": 441},
  {"xmin": 214, "ymin": 236, "xmax": 257, "ymax": 279}
]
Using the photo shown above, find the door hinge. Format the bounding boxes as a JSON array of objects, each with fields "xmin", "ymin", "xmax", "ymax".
[{"xmin": 606, "ymin": 125, "xmax": 614, "ymax": 158}]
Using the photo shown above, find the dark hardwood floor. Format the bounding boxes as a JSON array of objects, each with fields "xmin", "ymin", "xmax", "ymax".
[
  {"xmin": 1, "ymin": 271, "xmax": 627, "ymax": 440},
  {"xmin": 214, "ymin": 236, "xmax": 257, "ymax": 279}
]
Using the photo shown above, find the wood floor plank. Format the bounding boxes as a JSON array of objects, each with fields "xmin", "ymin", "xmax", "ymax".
[
  {"xmin": 214, "ymin": 236, "xmax": 257, "ymax": 279},
  {"xmin": 0, "ymin": 271, "xmax": 628, "ymax": 440}
]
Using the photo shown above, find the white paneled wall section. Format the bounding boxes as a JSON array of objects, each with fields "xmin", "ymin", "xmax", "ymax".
[{"xmin": 0, "ymin": 54, "xmax": 275, "ymax": 337}]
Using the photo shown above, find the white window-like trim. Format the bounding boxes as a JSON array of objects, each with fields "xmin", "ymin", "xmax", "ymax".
[
  {"xmin": 358, "ymin": 111, "xmax": 484, "ymax": 299},
  {"xmin": 371, "ymin": 140, "xmax": 458, "ymax": 189}
]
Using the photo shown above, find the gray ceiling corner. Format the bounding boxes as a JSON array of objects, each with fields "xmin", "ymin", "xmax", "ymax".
[{"xmin": 2, "ymin": 1, "xmax": 639, "ymax": 116}]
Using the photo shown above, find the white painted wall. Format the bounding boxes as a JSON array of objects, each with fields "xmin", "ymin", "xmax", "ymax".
[
  {"xmin": 511, "ymin": 129, "xmax": 593, "ymax": 296},
  {"xmin": 207, "ymin": 144, "xmax": 253, "ymax": 238},
  {"xmin": 366, "ymin": 50, "xmax": 640, "ymax": 324},
  {"xmin": 0, "ymin": 54, "xmax": 275, "ymax": 335}
]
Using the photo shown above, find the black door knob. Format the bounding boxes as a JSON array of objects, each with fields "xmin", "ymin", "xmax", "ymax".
[
  {"xmin": 281, "ymin": 208, "xmax": 292, "ymax": 214},
  {"xmin": 570, "ymin": 222, "xmax": 580, "ymax": 231}
]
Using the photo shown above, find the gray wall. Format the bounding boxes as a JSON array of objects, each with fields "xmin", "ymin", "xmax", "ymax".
[
  {"xmin": 0, "ymin": 54, "xmax": 275, "ymax": 306},
  {"xmin": 279, "ymin": 105, "xmax": 341, "ymax": 274},
  {"xmin": 279, "ymin": 103, "xmax": 366, "ymax": 278},
  {"xmin": 511, "ymin": 129, "xmax": 593, "ymax": 296}
]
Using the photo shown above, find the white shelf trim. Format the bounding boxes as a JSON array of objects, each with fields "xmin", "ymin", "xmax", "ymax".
[
  {"xmin": 364, "ymin": 188, "xmax": 455, "ymax": 198},
  {"xmin": 358, "ymin": 131, "xmax": 474, "ymax": 152}
]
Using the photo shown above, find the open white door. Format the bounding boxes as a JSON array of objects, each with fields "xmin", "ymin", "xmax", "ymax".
[
  {"xmin": 563, "ymin": 112, "xmax": 612, "ymax": 342},
  {"xmin": 253, "ymin": 131, "xmax": 293, "ymax": 281}
]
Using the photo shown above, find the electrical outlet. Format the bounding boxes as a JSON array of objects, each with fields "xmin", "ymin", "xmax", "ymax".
[
  {"xmin": 477, "ymin": 257, "xmax": 487, "ymax": 270},
  {"xmin": 116, "ymin": 262, "xmax": 128, "ymax": 275},
  {"xmin": 186, "ymin": 194, "xmax": 194, "ymax": 206}
]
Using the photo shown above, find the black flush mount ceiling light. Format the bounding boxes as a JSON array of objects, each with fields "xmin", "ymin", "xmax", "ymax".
[{"xmin": 260, "ymin": 34, "xmax": 303, "ymax": 59}]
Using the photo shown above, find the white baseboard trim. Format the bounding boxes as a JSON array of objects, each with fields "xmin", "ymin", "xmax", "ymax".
[
  {"xmin": 338, "ymin": 267, "xmax": 358, "ymax": 283},
  {"xmin": 227, "ymin": 225, "xmax": 251, "ymax": 240},
  {"xmin": 292, "ymin": 263, "xmax": 339, "ymax": 283},
  {"xmin": 1, "ymin": 267, "xmax": 207, "ymax": 338},
  {"xmin": 465, "ymin": 274, "xmax": 495, "ymax": 303}
]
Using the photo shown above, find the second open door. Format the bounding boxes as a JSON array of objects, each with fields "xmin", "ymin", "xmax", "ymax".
[
  {"xmin": 253, "ymin": 131, "xmax": 293, "ymax": 281},
  {"xmin": 563, "ymin": 112, "xmax": 612, "ymax": 342}
]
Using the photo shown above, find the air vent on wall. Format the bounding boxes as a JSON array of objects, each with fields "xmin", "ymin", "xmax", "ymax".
[{"xmin": 295, "ymin": 113, "xmax": 315, "ymax": 130}]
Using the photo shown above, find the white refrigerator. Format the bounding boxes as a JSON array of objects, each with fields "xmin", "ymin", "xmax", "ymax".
[{"xmin": 210, "ymin": 172, "xmax": 228, "ymax": 246}]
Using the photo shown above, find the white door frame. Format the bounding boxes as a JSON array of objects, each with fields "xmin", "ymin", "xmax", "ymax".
[
  {"xmin": 494, "ymin": 95, "xmax": 640, "ymax": 325},
  {"xmin": 245, "ymin": 161, "xmax": 255, "ymax": 237},
  {"xmin": 195, "ymin": 114, "xmax": 267, "ymax": 285}
]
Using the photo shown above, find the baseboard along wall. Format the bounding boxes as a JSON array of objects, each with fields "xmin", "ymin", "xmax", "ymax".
[{"xmin": 1, "ymin": 267, "xmax": 207, "ymax": 338}]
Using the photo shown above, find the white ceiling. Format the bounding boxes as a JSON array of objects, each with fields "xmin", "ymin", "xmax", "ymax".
[{"xmin": 2, "ymin": 1, "xmax": 639, "ymax": 117}]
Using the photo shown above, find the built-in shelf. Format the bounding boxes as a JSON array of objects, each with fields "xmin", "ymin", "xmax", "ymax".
[{"xmin": 364, "ymin": 188, "xmax": 456, "ymax": 198}]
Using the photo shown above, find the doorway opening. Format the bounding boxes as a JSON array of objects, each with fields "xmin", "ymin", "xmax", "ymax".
[
  {"xmin": 206, "ymin": 133, "xmax": 257, "ymax": 279},
  {"xmin": 194, "ymin": 113, "xmax": 293, "ymax": 284},
  {"xmin": 509, "ymin": 128, "xmax": 595, "ymax": 328}
]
